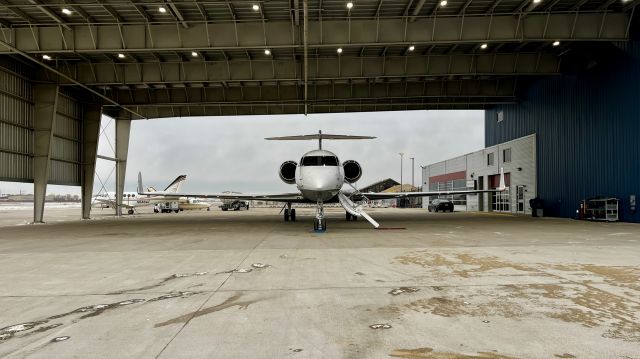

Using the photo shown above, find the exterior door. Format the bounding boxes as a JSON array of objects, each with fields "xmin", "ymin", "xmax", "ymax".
[{"xmin": 516, "ymin": 186, "xmax": 525, "ymax": 213}]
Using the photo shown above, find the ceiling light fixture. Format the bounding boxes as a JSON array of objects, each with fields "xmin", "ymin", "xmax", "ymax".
[
  {"xmin": 533, "ymin": 0, "xmax": 541, "ymax": 3},
  {"xmin": 346, "ymin": 2, "xmax": 353, "ymax": 9},
  {"xmin": 118, "ymin": 53, "xmax": 126, "ymax": 59},
  {"xmin": 42, "ymin": 55, "xmax": 51, "ymax": 60},
  {"xmin": 552, "ymin": 41, "xmax": 560, "ymax": 46},
  {"xmin": 253, "ymin": 4, "xmax": 260, "ymax": 11},
  {"xmin": 61, "ymin": 8, "xmax": 72, "ymax": 15},
  {"xmin": 440, "ymin": 0, "xmax": 448, "ymax": 6},
  {"xmin": 408, "ymin": 45, "xmax": 415, "ymax": 51},
  {"xmin": 480, "ymin": 43, "xmax": 488, "ymax": 49},
  {"xmin": 264, "ymin": 49, "xmax": 271, "ymax": 55},
  {"xmin": 337, "ymin": 47, "xmax": 343, "ymax": 54},
  {"xmin": 191, "ymin": 51, "xmax": 198, "ymax": 57},
  {"xmin": 159, "ymin": 6, "xmax": 167, "ymax": 13}
]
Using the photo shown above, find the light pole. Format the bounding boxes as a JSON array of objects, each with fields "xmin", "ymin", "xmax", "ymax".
[
  {"xmin": 399, "ymin": 153, "xmax": 404, "ymax": 192},
  {"xmin": 410, "ymin": 157, "xmax": 415, "ymax": 190}
]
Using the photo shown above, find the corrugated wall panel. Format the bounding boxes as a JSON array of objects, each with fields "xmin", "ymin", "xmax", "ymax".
[
  {"xmin": 49, "ymin": 91, "xmax": 83, "ymax": 185},
  {"xmin": 0, "ymin": 152, "xmax": 32, "ymax": 182},
  {"xmin": 0, "ymin": 59, "xmax": 33, "ymax": 183},
  {"xmin": 486, "ymin": 42, "xmax": 640, "ymax": 222},
  {"xmin": 0, "ymin": 59, "xmax": 85, "ymax": 186}
]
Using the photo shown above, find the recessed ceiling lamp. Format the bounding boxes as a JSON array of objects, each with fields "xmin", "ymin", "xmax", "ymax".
[
  {"xmin": 61, "ymin": 8, "xmax": 72, "ymax": 15},
  {"xmin": 42, "ymin": 54, "xmax": 51, "ymax": 60},
  {"xmin": 480, "ymin": 43, "xmax": 488, "ymax": 49},
  {"xmin": 159, "ymin": 6, "xmax": 167, "ymax": 13},
  {"xmin": 533, "ymin": 0, "xmax": 541, "ymax": 3},
  {"xmin": 191, "ymin": 51, "xmax": 198, "ymax": 57},
  {"xmin": 440, "ymin": 0, "xmax": 447, "ymax": 6},
  {"xmin": 337, "ymin": 47, "xmax": 343, "ymax": 54},
  {"xmin": 252, "ymin": 4, "xmax": 260, "ymax": 11},
  {"xmin": 264, "ymin": 49, "xmax": 271, "ymax": 55},
  {"xmin": 118, "ymin": 53, "xmax": 126, "ymax": 59},
  {"xmin": 346, "ymin": 2, "xmax": 354, "ymax": 9},
  {"xmin": 408, "ymin": 45, "xmax": 415, "ymax": 51},
  {"xmin": 552, "ymin": 41, "xmax": 560, "ymax": 46}
]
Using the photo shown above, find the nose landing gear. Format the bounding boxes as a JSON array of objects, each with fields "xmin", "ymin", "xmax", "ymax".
[{"xmin": 314, "ymin": 201, "xmax": 326, "ymax": 232}]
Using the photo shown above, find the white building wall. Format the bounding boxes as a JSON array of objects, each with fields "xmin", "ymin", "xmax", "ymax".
[{"xmin": 422, "ymin": 134, "xmax": 537, "ymax": 214}]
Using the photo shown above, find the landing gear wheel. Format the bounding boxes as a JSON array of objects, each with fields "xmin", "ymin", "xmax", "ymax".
[
  {"xmin": 174, "ymin": 210, "xmax": 179, "ymax": 213},
  {"xmin": 314, "ymin": 218, "xmax": 327, "ymax": 232},
  {"xmin": 346, "ymin": 212, "xmax": 351, "ymax": 221},
  {"xmin": 290, "ymin": 209, "xmax": 296, "ymax": 222},
  {"xmin": 284, "ymin": 208, "xmax": 290, "ymax": 222},
  {"xmin": 127, "ymin": 209, "xmax": 134, "ymax": 215}
]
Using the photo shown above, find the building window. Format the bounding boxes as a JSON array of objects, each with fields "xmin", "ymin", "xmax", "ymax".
[
  {"xmin": 503, "ymin": 148, "xmax": 511, "ymax": 163},
  {"xmin": 487, "ymin": 152, "xmax": 494, "ymax": 166},
  {"xmin": 496, "ymin": 110, "xmax": 504, "ymax": 123}
]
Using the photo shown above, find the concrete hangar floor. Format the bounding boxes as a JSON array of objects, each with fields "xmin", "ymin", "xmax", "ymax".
[{"xmin": 0, "ymin": 207, "xmax": 638, "ymax": 358}]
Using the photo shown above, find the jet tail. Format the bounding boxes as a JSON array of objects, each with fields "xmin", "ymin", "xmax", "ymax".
[
  {"xmin": 137, "ymin": 172, "xmax": 144, "ymax": 195},
  {"xmin": 497, "ymin": 167, "xmax": 506, "ymax": 191},
  {"xmin": 164, "ymin": 175, "xmax": 187, "ymax": 193}
]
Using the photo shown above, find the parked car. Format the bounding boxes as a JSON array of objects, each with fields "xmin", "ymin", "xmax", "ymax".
[{"xmin": 428, "ymin": 199, "xmax": 454, "ymax": 212}]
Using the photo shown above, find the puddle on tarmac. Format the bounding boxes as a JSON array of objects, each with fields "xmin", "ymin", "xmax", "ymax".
[
  {"xmin": 0, "ymin": 291, "xmax": 192, "ymax": 344},
  {"xmin": 50, "ymin": 336, "xmax": 70, "ymax": 343},
  {"xmin": 218, "ymin": 268, "xmax": 253, "ymax": 274},
  {"xmin": 218, "ymin": 263, "xmax": 271, "ymax": 274},
  {"xmin": 369, "ymin": 323, "xmax": 392, "ymax": 329},
  {"xmin": 148, "ymin": 291, "xmax": 198, "ymax": 302},
  {"xmin": 109, "ymin": 271, "xmax": 209, "ymax": 294},
  {"xmin": 154, "ymin": 293, "xmax": 267, "ymax": 328},
  {"xmin": 389, "ymin": 287, "xmax": 420, "ymax": 296}
]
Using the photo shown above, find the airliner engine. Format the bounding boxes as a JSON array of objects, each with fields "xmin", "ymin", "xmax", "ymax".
[
  {"xmin": 279, "ymin": 161, "xmax": 297, "ymax": 184},
  {"xmin": 342, "ymin": 160, "xmax": 362, "ymax": 183}
]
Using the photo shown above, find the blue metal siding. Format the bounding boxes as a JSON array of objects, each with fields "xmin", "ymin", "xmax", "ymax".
[{"xmin": 486, "ymin": 42, "xmax": 640, "ymax": 222}]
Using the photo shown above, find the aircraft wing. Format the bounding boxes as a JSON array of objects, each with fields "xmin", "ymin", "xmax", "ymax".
[
  {"xmin": 93, "ymin": 198, "xmax": 142, "ymax": 209},
  {"xmin": 358, "ymin": 168, "xmax": 508, "ymax": 200},
  {"xmin": 137, "ymin": 171, "xmax": 304, "ymax": 202},
  {"xmin": 356, "ymin": 188, "xmax": 505, "ymax": 200},
  {"xmin": 137, "ymin": 190, "xmax": 306, "ymax": 202}
]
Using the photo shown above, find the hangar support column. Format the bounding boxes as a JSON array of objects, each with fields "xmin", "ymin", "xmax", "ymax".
[
  {"xmin": 32, "ymin": 85, "xmax": 59, "ymax": 223},
  {"xmin": 115, "ymin": 112, "xmax": 131, "ymax": 216},
  {"xmin": 81, "ymin": 104, "xmax": 102, "ymax": 219}
]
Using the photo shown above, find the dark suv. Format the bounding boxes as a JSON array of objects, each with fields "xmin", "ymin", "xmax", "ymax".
[{"xmin": 428, "ymin": 199, "xmax": 454, "ymax": 212}]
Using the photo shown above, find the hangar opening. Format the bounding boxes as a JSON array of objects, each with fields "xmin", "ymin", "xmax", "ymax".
[{"xmin": 0, "ymin": 1, "xmax": 638, "ymax": 223}]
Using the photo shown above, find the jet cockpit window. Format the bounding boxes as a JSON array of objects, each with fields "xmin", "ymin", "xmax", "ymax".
[{"xmin": 301, "ymin": 156, "xmax": 339, "ymax": 166}]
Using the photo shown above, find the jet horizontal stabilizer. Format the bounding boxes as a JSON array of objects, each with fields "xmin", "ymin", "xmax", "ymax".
[{"xmin": 265, "ymin": 134, "xmax": 376, "ymax": 141}]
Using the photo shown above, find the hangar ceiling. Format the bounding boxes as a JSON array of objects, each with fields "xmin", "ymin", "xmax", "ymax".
[{"xmin": 0, "ymin": 0, "xmax": 637, "ymax": 118}]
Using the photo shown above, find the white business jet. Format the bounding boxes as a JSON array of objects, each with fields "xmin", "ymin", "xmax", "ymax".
[{"xmin": 137, "ymin": 131, "xmax": 505, "ymax": 231}]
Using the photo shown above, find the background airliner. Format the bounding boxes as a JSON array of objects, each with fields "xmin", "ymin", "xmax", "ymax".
[{"xmin": 138, "ymin": 131, "xmax": 505, "ymax": 231}]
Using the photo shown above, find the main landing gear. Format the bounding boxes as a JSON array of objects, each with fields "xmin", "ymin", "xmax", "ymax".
[
  {"xmin": 284, "ymin": 202, "xmax": 296, "ymax": 222},
  {"xmin": 345, "ymin": 212, "xmax": 358, "ymax": 221},
  {"xmin": 314, "ymin": 201, "xmax": 327, "ymax": 232}
]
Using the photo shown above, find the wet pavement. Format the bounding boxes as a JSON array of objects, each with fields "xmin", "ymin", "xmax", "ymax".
[{"xmin": 0, "ymin": 207, "xmax": 639, "ymax": 358}]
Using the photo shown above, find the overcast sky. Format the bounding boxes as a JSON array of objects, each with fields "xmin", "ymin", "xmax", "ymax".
[{"xmin": 0, "ymin": 110, "xmax": 484, "ymax": 195}]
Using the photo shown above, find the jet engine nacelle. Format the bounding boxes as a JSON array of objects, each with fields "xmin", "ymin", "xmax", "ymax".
[
  {"xmin": 342, "ymin": 160, "xmax": 362, "ymax": 183},
  {"xmin": 279, "ymin": 161, "xmax": 298, "ymax": 184}
]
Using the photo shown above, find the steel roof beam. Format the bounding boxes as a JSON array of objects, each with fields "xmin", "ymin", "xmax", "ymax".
[
  {"xmin": 46, "ymin": 53, "xmax": 560, "ymax": 86},
  {"xmin": 107, "ymin": 78, "xmax": 518, "ymax": 106},
  {"xmin": 27, "ymin": 0, "xmax": 72, "ymax": 30},
  {"xmin": 3, "ymin": 13, "xmax": 628, "ymax": 55},
  {"xmin": 0, "ymin": 0, "xmax": 35, "ymax": 23}
]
